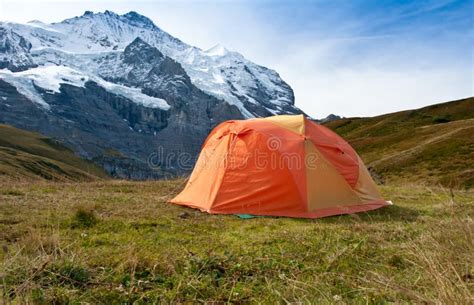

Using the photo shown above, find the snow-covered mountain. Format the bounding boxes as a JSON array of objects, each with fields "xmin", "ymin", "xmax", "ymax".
[
  {"xmin": 1, "ymin": 10, "xmax": 301, "ymax": 117},
  {"xmin": 0, "ymin": 10, "xmax": 304, "ymax": 178},
  {"xmin": 0, "ymin": 27, "xmax": 37, "ymax": 71}
]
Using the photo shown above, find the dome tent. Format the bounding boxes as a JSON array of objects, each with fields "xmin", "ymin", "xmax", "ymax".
[{"xmin": 170, "ymin": 115, "xmax": 390, "ymax": 218}]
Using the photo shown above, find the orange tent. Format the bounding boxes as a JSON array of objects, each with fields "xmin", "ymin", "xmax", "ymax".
[{"xmin": 170, "ymin": 115, "xmax": 390, "ymax": 218}]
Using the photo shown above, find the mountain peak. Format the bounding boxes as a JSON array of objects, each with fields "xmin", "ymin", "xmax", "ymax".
[
  {"xmin": 124, "ymin": 37, "xmax": 164, "ymax": 63},
  {"xmin": 122, "ymin": 11, "xmax": 156, "ymax": 29},
  {"xmin": 204, "ymin": 44, "xmax": 229, "ymax": 57},
  {"xmin": 76, "ymin": 10, "xmax": 155, "ymax": 30},
  {"xmin": 27, "ymin": 20, "xmax": 46, "ymax": 25},
  {"xmin": 320, "ymin": 114, "xmax": 343, "ymax": 123},
  {"xmin": 126, "ymin": 37, "xmax": 151, "ymax": 50},
  {"xmin": 104, "ymin": 10, "xmax": 117, "ymax": 16}
]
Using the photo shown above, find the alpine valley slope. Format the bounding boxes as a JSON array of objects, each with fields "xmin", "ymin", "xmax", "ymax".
[
  {"xmin": 324, "ymin": 97, "xmax": 474, "ymax": 189},
  {"xmin": 0, "ymin": 124, "xmax": 108, "ymax": 181},
  {"xmin": 0, "ymin": 10, "xmax": 303, "ymax": 179}
]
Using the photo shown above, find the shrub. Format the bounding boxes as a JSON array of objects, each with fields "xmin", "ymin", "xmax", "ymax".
[
  {"xmin": 432, "ymin": 115, "xmax": 451, "ymax": 124},
  {"xmin": 71, "ymin": 207, "xmax": 98, "ymax": 228},
  {"xmin": 60, "ymin": 264, "xmax": 90, "ymax": 285}
]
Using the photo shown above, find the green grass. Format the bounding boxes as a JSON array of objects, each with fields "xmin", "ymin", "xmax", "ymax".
[
  {"xmin": 325, "ymin": 97, "xmax": 474, "ymax": 188},
  {"xmin": 0, "ymin": 124, "xmax": 108, "ymax": 181},
  {"xmin": 0, "ymin": 180, "xmax": 472, "ymax": 303}
]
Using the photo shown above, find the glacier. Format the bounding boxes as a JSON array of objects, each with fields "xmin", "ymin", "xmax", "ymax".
[{"xmin": 0, "ymin": 65, "xmax": 170, "ymax": 110}]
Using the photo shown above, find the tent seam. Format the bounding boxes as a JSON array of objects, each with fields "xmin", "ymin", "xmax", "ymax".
[{"xmin": 208, "ymin": 133, "xmax": 234, "ymax": 211}]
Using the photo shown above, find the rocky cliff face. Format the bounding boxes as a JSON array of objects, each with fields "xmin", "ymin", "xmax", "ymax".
[
  {"xmin": 0, "ymin": 10, "xmax": 304, "ymax": 178},
  {"xmin": 0, "ymin": 27, "xmax": 37, "ymax": 72}
]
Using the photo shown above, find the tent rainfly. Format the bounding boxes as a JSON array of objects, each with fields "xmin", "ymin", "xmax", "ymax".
[{"xmin": 170, "ymin": 115, "xmax": 391, "ymax": 218}]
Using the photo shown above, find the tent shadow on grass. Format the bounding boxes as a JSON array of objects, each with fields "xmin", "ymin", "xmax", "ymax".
[
  {"xmin": 315, "ymin": 205, "xmax": 421, "ymax": 224},
  {"xmin": 238, "ymin": 205, "xmax": 422, "ymax": 223}
]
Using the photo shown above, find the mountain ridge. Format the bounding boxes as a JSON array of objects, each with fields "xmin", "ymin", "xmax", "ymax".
[
  {"xmin": 1, "ymin": 10, "xmax": 302, "ymax": 118},
  {"xmin": 0, "ymin": 10, "xmax": 304, "ymax": 178}
]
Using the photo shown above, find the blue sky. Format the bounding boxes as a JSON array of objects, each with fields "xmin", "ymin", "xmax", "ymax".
[{"xmin": 1, "ymin": 0, "xmax": 472, "ymax": 117}]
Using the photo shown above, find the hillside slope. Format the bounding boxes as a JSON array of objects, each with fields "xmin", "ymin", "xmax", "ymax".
[
  {"xmin": 0, "ymin": 124, "xmax": 108, "ymax": 181},
  {"xmin": 325, "ymin": 97, "xmax": 474, "ymax": 188}
]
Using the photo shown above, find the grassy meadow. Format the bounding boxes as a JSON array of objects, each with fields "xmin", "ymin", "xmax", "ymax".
[
  {"xmin": 0, "ymin": 179, "xmax": 472, "ymax": 304},
  {"xmin": 0, "ymin": 124, "xmax": 107, "ymax": 181},
  {"xmin": 325, "ymin": 97, "xmax": 474, "ymax": 189}
]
